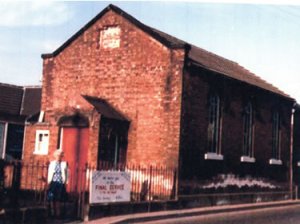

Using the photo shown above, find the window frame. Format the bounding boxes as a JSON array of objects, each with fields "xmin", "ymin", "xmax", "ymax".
[
  {"xmin": 34, "ymin": 130, "xmax": 50, "ymax": 155},
  {"xmin": 205, "ymin": 93, "xmax": 223, "ymax": 160},
  {"xmin": 241, "ymin": 102, "xmax": 255, "ymax": 163},
  {"xmin": 269, "ymin": 111, "xmax": 282, "ymax": 165}
]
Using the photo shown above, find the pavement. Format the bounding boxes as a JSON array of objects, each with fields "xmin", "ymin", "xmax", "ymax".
[
  {"xmin": 81, "ymin": 199, "xmax": 300, "ymax": 224},
  {"xmin": 45, "ymin": 199, "xmax": 300, "ymax": 223}
]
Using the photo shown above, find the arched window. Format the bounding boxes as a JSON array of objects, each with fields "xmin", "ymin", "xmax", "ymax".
[
  {"xmin": 243, "ymin": 102, "xmax": 254, "ymax": 158},
  {"xmin": 272, "ymin": 111, "xmax": 281, "ymax": 160},
  {"xmin": 208, "ymin": 94, "xmax": 221, "ymax": 154}
]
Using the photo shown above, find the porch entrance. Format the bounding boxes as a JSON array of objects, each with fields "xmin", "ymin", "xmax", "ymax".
[{"xmin": 98, "ymin": 117, "xmax": 129, "ymax": 168}]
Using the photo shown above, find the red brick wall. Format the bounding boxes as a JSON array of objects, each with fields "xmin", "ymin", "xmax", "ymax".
[
  {"xmin": 179, "ymin": 65, "xmax": 293, "ymax": 186},
  {"xmin": 23, "ymin": 123, "xmax": 59, "ymax": 162},
  {"xmin": 23, "ymin": 10, "xmax": 185, "ymax": 168}
]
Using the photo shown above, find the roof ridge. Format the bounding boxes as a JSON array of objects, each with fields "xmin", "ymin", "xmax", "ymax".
[
  {"xmin": 0, "ymin": 82, "xmax": 23, "ymax": 89},
  {"xmin": 108, "ymin": 4, "xmax": 186, "ymax": 48},
  {"xmin": 23, "ymin": 85, "xmax": 42, "ymax": 89}
]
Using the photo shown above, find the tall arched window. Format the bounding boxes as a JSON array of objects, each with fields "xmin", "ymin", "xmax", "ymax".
[
  {"xmin": 208, "ymin": 94, "xmax": 221, "ymax": 154},
  {"xmin": 243, "ymin": 102, "xmax": 254, "ymax": 158},
  {"xmin": 271, "ymin": 111, "xmax": 281, "ymax": 160}
]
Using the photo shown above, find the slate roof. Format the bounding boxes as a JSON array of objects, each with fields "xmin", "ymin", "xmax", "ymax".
[
  {"xmin": 21, "ymin": 87, "xmax": 42, "ymax": 116},
  {"xmin": 0, "ymin": 83, "xmax": 41, "ymax": 117},
  {"xmin": 42, "ymin": 4, "xmax": 292, "ymax": 101},
  {"xmin": 82, "ymin": 95, "xmax": 128, "ymax": 121},
  {"xmin": 0, "ymin": 83, "xmax": 23, "ymax": 116},
  {"xmin": 145, "ymin": 26, "xmax": 292, "ymax": 100},
  {"xmin": 188, "ymin": 45, "xmax": 291, "ymax": 99}
]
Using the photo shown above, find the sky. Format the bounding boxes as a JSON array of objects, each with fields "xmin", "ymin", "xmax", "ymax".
[{"xmin": 1, "ymin": 1, "xmax": 300, "ymax": 102}]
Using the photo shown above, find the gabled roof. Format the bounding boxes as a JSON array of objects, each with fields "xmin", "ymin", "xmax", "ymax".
[
  {"xmin": 0, "ymin": 83, "xmax": 41, "ymax": 117},
  {"xmin": 82, "ymin": 95, "xmax": 128, "ymax": 121},
  {"xmin": 42, "ymin": 4, "xmax": 292, "ymax": 101},
  {"xmin": 42, "ymin": 4, "xmax": 187, "ymax": 59}
]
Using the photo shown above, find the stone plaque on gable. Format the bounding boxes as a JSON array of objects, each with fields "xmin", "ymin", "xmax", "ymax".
[{"xmin": 100, "ymin": 26, "xmax": 121, "ymax": 49}]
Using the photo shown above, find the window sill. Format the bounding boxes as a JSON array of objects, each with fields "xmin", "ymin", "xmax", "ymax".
[
  {"xmin": 33, "ymin": 151, "xmax": 48, "ymax": 156},
  {"xmin": 240, "ymin": 156, "xmax": 256, "ymax": 163},
  {"xmin": 269, "ymin": 159, "xmax": 282, "ymax": 165},
  {"xmin": 205, "ymin": 153, "xmax": 224, "ymax": 160}
]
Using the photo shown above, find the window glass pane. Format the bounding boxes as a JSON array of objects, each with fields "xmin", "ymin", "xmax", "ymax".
[
  {"xmin": 6, "ymin": 124, "xmax": 24, "ymax": 160},
  {"xmin": 208, "ymin": 94, "xmax": 220, "ymax": 153},
  {"xmin": 272, "ymin": 112, "xmax": 281, "ymax": 159},
  {"xmin": 243, "ymin": 103, "xmax": 253, "ymax": 157},
  {"xmin": 34, "ymin": 130, "xmax": 49, "ymax": 155},
  {"xmin": 39, "ymin": 134, "xmax": 43, "ymax": 142}
]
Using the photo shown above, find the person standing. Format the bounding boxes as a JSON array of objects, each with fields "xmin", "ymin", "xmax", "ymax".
[{"xmin": 47, "ymin": 149, "xmax": 68, "ymax": 218}]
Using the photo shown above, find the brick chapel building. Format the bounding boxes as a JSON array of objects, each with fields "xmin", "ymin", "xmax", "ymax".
[{"xmin": 23, "ymin": 5, "xmax": 295, "ymax": 194}]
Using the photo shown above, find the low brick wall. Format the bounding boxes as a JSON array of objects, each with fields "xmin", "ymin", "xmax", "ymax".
[
  {"xmin": 0, "ymin": 191, "xmax": 292, "ymax": 222},
  {"xmin": 87, "ymin": 191, "xmax": 292, "ymax": 221},
  {"xmin": 178, "ymin": 191, "xmax": 292, "ymax": 208},
  {"xmin": 88, "ymin": 200, "xmax": 178, "ymax": 220},
  {"xmin": 0, "ymin": 206, "xmax": 47, "ymax": 224}
]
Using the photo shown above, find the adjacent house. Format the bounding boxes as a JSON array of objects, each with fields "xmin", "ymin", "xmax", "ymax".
[
  {"xmin": 0, "ymin": 83, "xmax": 41, "ymax": 160},
  {"xmin": 22, "ymin": 4, "xmax": 295, "ymax": 197},
  {"xmin": 293, "ymin": 105, "xmax": 300, "ymax": 187}
]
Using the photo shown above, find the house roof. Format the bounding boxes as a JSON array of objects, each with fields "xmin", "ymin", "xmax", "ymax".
[
  {"xmin": 82, "ymin": 95, "xmax": 129, "ymax": 121},
  {"xmin": 21, "ymin": 87, "xmax": 42, "ymax": 116},
  {"xmin": 42, "ymin": 4, "xmax": 292, "ymax": 101},
  {"xmin": 0, "ymin": 83, "xmax": 41, "ymax": 117},
  {"xmin": 0, "ymin": 83, "xmax": 23, "ymax": 116}
]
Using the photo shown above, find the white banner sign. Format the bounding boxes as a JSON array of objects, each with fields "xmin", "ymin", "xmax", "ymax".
[{"xmin": 90, "ymin": 171, "xmax": 131, "ymax": 204}]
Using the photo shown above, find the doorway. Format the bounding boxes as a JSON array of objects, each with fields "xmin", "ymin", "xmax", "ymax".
[
  {"xmin": 58, "ymin": 113, "xmax": 89, "ymax": 193},
  {"xmin": 61, "ymin": 127, "xmax": 89, "ymax": 193},
  {"xmin": 98, "ymin": 117, "xmax": 129, "ymax": 168}
]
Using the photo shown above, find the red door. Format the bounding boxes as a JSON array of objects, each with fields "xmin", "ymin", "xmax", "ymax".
[{"xmin": 62, "ymin": 127, "xmax": 89, "ymax": 192}]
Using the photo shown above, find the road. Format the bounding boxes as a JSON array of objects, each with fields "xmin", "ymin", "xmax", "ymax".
[{"xmin": 141, "ymin": 204, "xmax": 300, "ymax": 224}]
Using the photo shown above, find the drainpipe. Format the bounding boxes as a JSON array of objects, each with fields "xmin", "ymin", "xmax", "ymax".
[
  {"xmin": 290, "ymin": 104, "xmax": 296, "ymax": 199},
  {"xmin": 2, "ymin": 122, "xmax": 8, "ymax": 159},
  {"xmin": 21, "ymin": 124, "xmax": 27, "ymax": 160},
  {"xmin": 114, "ymin": 134, "xmax": 119, "ymax": 169},
  {"xmin": 177, "ymin": 44, "xmax": 191, "ymax": 199}
]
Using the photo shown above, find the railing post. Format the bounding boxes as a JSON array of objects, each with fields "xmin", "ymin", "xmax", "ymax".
[
  {"xmin": 171, "ymin": 168, "xmax": 178, "ymax": 200},
  {"xmin": 80, "ymin": 163, "xmax": 89, "ymax": 220},
  {"xmin": 43, "ymin": 161, "xmax": 49, "ymax": 206},
  {"xmin": 12, "ymin": 160, "xmax": 21, "ymax": 207},
  {"xmin": 149, "ymin": 165, "xmax": 153, "ymax": 201}
]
